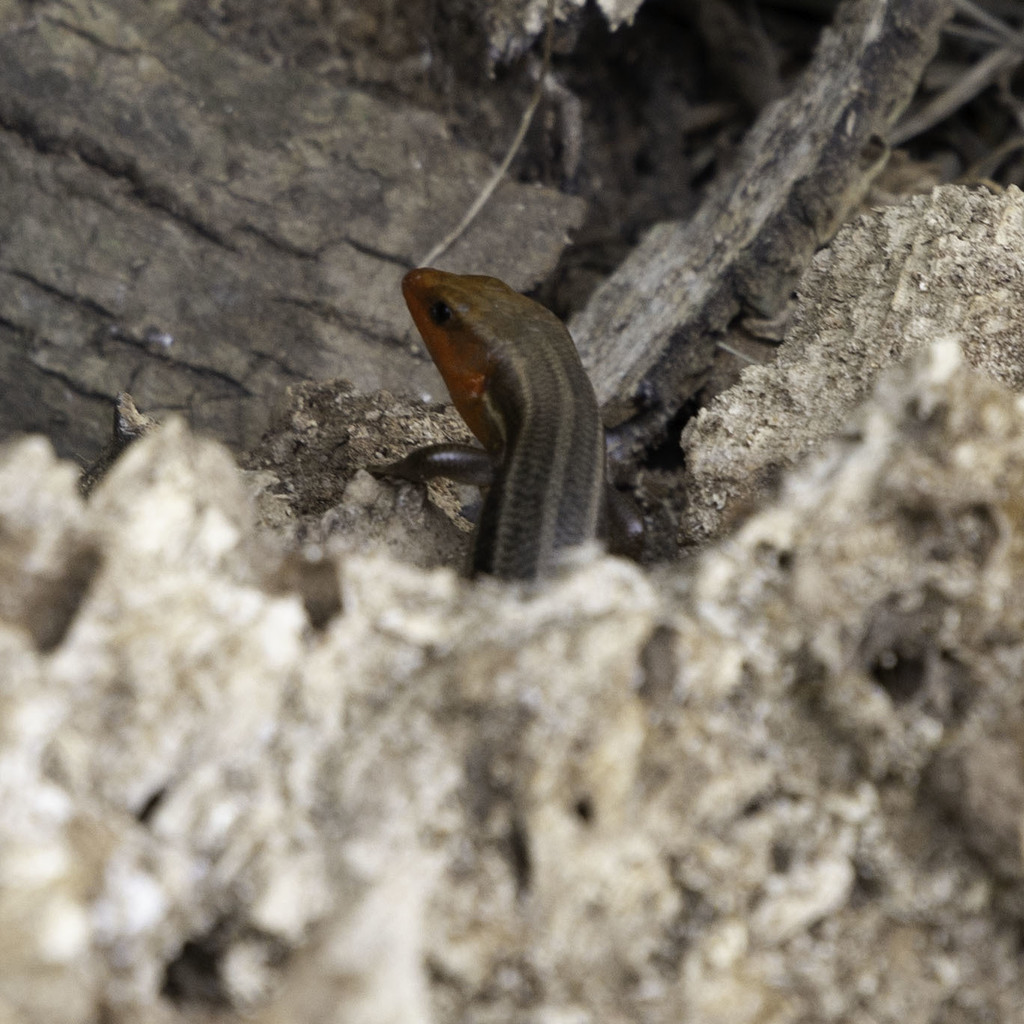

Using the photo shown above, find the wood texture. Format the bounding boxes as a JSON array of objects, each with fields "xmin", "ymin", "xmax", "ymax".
[
  {"xmin": 571, "ymin": 0, "xmax": 953, "ymax": 455},
  {"xmin": 0, "ymin": 0, "xmax": 585, "ymax": 462}
]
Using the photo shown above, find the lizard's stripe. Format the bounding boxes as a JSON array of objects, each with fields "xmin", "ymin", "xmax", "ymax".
[
  {"xmin": 476, "ymin": 316, "xmax": 603, "ymax": 578},
  {"xmin": 399, "ymin": 267, "xmax": 609, "ymax": 580}
]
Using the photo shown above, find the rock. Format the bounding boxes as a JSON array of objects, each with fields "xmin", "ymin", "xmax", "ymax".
[
  {"xmin": 4, "ymin": 336, "xmax": 1024, "ymax": 1022},
  {"xmin": 0, "ymin": 438, "xmax": 98, "ymax": 651},
  {"xmin": 681, "ymin": 184, "xmax": 1024, "ymax": 546}
]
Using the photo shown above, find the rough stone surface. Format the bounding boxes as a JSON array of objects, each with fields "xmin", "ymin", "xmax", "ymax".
[
  {"xmin": 3, "ymin": 333, "xmax": 1024, "ymax": 1022},
  {"xmin": 681, "ymin": 184, "xmax": 1024, "ymax": 546}
]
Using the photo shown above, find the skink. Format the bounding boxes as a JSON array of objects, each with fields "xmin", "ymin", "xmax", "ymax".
[{"xmin": 378, "ymin": 267, "xmax": 639, "ymax": 580}]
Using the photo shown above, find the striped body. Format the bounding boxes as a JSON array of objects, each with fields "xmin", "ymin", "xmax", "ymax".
[{"xmin": 400, "ymin": 269, "xmax": 607, "ymax": 580}]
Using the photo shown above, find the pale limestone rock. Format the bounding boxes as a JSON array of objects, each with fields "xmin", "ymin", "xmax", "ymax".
[{"xmin": 4, "ymin": 336, "xmax": 1024, "ymax": 1023}]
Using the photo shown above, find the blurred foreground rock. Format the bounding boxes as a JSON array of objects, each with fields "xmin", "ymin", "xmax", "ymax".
[{"xmin": 3, "ymin": 334, "xmax": 1024, "ymax": 1023}]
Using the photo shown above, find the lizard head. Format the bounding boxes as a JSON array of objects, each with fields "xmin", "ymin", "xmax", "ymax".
[{"xmin": 402, "ymin": 267, "xmax": 518, "ymax": 451}]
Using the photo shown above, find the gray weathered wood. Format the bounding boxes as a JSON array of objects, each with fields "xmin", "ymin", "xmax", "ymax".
[
  {"xmin": 0, "ymin": 0, "xmax": 585, "ymax": 462},
  {"xmin": 571, "ymin": 0, "xmax": 952, "ymax": 455}
]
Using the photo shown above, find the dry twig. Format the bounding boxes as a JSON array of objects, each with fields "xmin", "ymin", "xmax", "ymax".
[{"xmin": 421, "ymin": 0, "xmax": 557, "ymax": 266}]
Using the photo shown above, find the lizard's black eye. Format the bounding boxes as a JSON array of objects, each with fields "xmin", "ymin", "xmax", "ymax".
[{"xmin": 428, "ymin": 301, "xmax": 453, "ymax": 326}]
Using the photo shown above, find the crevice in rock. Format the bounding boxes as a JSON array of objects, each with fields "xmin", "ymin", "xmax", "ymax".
[
  {"xmin": 161, "ymin": 922, "xmax": 232, "ymax": 1009},
  {"xmin": 5, "ymin": 268, "xmax": 118, "ymax": 321},
  {"xmin": 507, "ymin": 815, "xmax": 532, "ymax": 897}
]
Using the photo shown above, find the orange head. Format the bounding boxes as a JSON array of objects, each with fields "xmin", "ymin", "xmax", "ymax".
[{"xmin": 401, "ymin": 267, "xmax": 516, "ymax": 451}]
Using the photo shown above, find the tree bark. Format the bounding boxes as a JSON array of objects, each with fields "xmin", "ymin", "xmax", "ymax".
[{"xmin": 0, "ymin": 0, "xmax": 585, "ymax": 462}]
